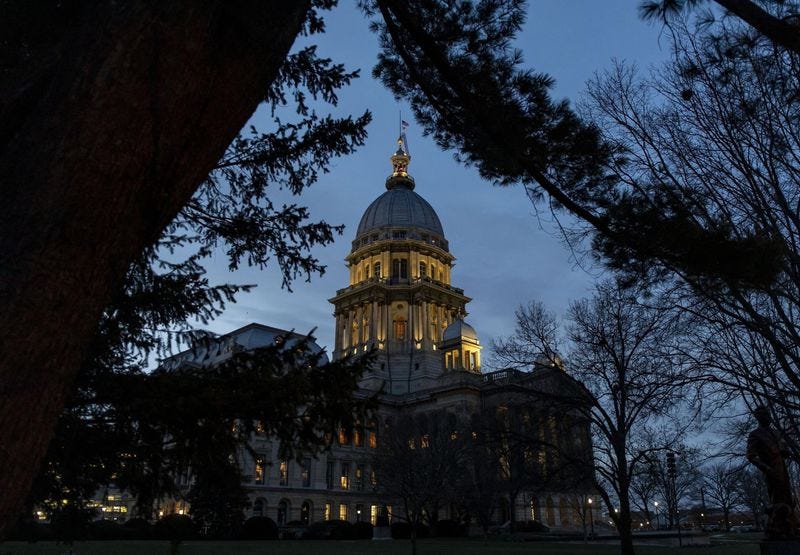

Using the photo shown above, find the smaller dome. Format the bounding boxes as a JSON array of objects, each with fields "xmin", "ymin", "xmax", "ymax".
[{"xmin": 442, "ymin": 319, "xmax": 479, "ymax": 343}]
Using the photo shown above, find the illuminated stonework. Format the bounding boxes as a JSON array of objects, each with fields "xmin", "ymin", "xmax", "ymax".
[{"xmin": 330, "ymin": 137, "xmax": 478, "ymax": 394}]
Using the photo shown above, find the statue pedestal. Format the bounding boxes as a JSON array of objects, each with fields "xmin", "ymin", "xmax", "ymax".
[
  {"xmin": 761, "ymin": 540, "xmax": 800, "ymax": 555},
  {"xmin": 372, "ymin": 525, "xmax": 392, "ymax": 540}
]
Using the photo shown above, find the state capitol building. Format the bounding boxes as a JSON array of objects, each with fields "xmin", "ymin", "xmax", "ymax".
[{"xmin": 150, "ymin": 137, "xmax": 595, "ymax": 531}]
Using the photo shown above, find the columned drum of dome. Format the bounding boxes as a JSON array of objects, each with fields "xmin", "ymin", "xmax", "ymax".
[{"xmin": 329, "ymin": 137, "xmax": 473, "ymax": 394}]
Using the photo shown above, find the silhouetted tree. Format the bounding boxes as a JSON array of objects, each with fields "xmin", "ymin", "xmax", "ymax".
[{"xmin": 492, "ymin": 282, "xmax": 699, "ymax": 555}]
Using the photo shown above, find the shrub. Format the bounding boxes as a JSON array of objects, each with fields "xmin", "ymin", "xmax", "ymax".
[
  {"xmin": 329, "ymin": 520, "xmax": 354, "ymax": 540},
  {"xmin": 304, "ymin": 520, "xmax": 353, "ymax": 540},
  {"xmin": 433, "ymin": 519, "xmax": 466, "ymax": 537},
  {"xmin": 153, "ymin": 514, "xmax": 197, "ymax": 542},
  {"xmin": 353, "ymin": 521, "xmax": 373, "ymax": 539},
  {"xmin": 88, "ymin": 519, "xmax": 125, "ymax": 540},
  {"xmin": 241, "ymin": 516, "xmax": 278, "ymax": 540},
  {"xmin": 123, "ymin": 518, "xmax": 152, "ymax": 540},
  {"xmin": 391, "ymin": 521, "xmax": 429, "ymax": 539},
  {"xmin": 516, "ymin": 520, "xmax": 549, "ymax": 533}
]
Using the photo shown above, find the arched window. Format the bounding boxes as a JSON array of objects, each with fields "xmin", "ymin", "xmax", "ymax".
[
  {"xmin": 300, "ymin": 501, "xmax": 312, "ymax": 525},
  {"xmin": 277, "ymin": 499, "xmax": 289, "ymax": 525},
  {"xmin": 253, "ymin": 498, "xmax": 266, "ymax": 517},
  {"xmin": 419, "ymin": 261, "xmax": 427, "ymax": 278},
  {"xmin": 559, "ymin": 497, "xmax": 571, "ymax": 527},
  {"xmin": 546, "ymin": 496, "xmax": 556, "ymax": 526}
]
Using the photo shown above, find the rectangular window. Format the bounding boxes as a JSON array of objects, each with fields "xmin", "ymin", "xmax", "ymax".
[
  {"xmin": 254, "ymin": 456, "xmax": 266, "ymax": 485},
  {"xmin": 326, "ymin": 460, "xmax": 334, "ymax": 489},
  {"xmin": 340, "ymin": 462, "xmax": 350, "ymax": 490},
  {"xmin": 370, "ymin": 467, "xmax": 377, "ymax": 487},
  {"xmin": 392, "ymin": 258, "xmax": 408, "ymax": 279},
  {"xmin": 353, "ymin": 425, "xmax": 363, "ymax": 448},
  {"xmin": 279, "ymin": 460, "xmax": 288, "ymax": 486},
  {"xmin": 255, "ymin": 420, "xmax": 266, "ymax": 434},
  {"xmin": 302, "ymin": 458, "xmax": 311, "ymax": 487},
  {"xmin": 355, "ymin": 464, "xmax": 364, "ymax": 491},
  {"xmin": 370, "ymin": 505, "xmax": 379, "ymax": 526},
  {"xmin": 324, "ymin": 503, "xmax": 332, "ymax": 521},
  {"xmin": 338, "ymin": 427, "xmax": 350, "ymax": 446},
  {"xmin": 339, "ymin": 503, "xmax": 348, "ymax": 521}
]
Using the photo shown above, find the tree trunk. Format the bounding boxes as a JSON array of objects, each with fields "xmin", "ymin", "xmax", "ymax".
[{"xmin": 0, "ymin": 0, "xmax": 309, "ymax": 535}]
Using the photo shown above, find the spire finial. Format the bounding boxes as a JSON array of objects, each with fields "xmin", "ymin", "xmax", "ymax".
[{"xmin": 386, "ymin": 120, "xmax": 415, "ymax": 190}]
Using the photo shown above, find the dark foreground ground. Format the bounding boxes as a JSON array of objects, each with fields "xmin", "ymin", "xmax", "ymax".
[{"xmin": 0, "ymin": 535, "xmax": 763, "ymax": 555}]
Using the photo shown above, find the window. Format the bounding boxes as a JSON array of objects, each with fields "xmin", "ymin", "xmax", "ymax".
[
  {"xmin": 253, "ymin": 498, "xmax": 265, "ymax": 517},
  {"xmin": 419, "ymin": 261, "xmax": 427, "ymax": 277},
  {"xmin": 324, "ymin": 502, "xmax": 332, "ymax": 521},
  {"xmin": 301, "ymin": 459, "xmax": 311, "ymax": 487},
  {"xmin": 301, "ymin": 501, "xmax": 311, "ymax": 524},
  {"xmin": 277, "ymin": 500, "xmax": 288, "ymax": 525},
  {"xmin": 374, "ymin": 262, "xmax": 381, "ymax": 278},
  {"xmin": 356, "ymin": 503, "xmax": 364, "ymax": 522},
  {"xmin": 338, "ymin": 427, "xmax": 350, "ymax": 446},
  {"xmin": 469, "ymin": 351, "xmax": 477, "ymax": 370},
  {"xmin": 254, "ymin": 456, "xmax": 266, "ymax": 485},
  {"xmin": 365, "ymin": 264, "xmax": 370, "ymax": 279},
  {"xmin": 339, "ymin": 503, "xmax": 348, "ymax": 521},
  {"xmin": 370, "ymin": 505, "xmax": 379, "ymax": 525},
  {"xmin": 392, "ymin": 231, "xmax": 406, "ymax": 239},
  {"xmin": 353, "ymin": 423, "xmax": 363, "ymax": 447},
  {"xmin": 394, "ymin": 319, "xmax": 407, "ymax": 341},
  {"xmin": 326, "ymin": 460, "xmax": 334, "ymax": 489},
  {"xmin": 355, "ymin": 464, "xmax": 364, "ymax": 491},
  {"xmin": 421, "ymin": 434, "xmax": 430, "ymax": 449},
  {"xmin": 392, "ymin": 258, "xmax": 408, "ymax": 279},
  {"xmin": 255, "ymin": 420, "xmax": 266, "ymax": 435},
  {"xmin": 368, "ymin": 429, "xmax": 377, "ymax": 449},
  {"xmin": 340, "ymin": 462, "xmax": 350, "ymax": 490},
  {"xmin": 279, "ymin": 460, "xmax": 288, "ymax": 486},
  {"xmin": 370, "ymin": 468, "xmax": 378, "ymax": 487}
]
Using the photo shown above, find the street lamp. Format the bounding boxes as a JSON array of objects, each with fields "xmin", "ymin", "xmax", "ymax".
[
  {"xmin": 654, "ymin": 501, "xmax": 659, "ymax": 530},
  {"xmin": 588, "ymin": 498, "xmax": 594, "ymax": 537}
]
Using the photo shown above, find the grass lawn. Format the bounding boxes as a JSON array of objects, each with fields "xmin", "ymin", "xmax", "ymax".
[{"xmin": 0, "ymin": 538, "xmax": 761, "ymax": 555}]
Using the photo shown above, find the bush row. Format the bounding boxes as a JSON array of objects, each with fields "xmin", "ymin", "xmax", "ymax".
[{"xmin": 8, "ymin": 515, "xmax": 473, "ymax": 542}]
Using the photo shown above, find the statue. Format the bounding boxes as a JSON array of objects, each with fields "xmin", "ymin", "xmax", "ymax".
[{"xmin": 746, "ymin": 405, "xmax": 797, "ymax": 539}]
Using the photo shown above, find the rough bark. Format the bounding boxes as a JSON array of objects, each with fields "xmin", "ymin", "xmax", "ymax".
[{"xmin": 0, "ymin": 1, "xmax": 309, "ymax": 534}]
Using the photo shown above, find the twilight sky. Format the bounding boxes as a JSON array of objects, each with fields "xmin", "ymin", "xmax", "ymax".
[{"xmin": 202, "ymin": 1, "xmax": 671, "ymax": 359}]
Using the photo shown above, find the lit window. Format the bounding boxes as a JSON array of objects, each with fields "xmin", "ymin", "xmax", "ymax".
[
  {"xmin": 324, "ymin": 503, "xmax": 332, "ymax": 521},
  {"xmin": 340, "ymin": 462, "xmax": 350, "ymax": 490},
  {"xmin": 368, "ymin": 430, "xmax": 377, "ymax": 449},
  {"xmin": 353, "ymin": 425, "xmax": 363, "ymax": 447},
  {"xmin": 339, "ymin": 503, "xmax": 348, "ymax": 521},
  {"xmin": 279, "ymin": 460, "xmax": 289, "ymax": 486},
  {"xmin": 407, "ymin": 437, "xmax": 416, "ymax": 450},
  {"xmin": 421, "ymin": 434, "xmax": 430, "ymax": 449},
  {"xmin": 394, "ymin": 319, "xmax": 407, "ymax": 341},
  {"xmin": 371, "ymin": 505, "xmax": 379, "ymax": 525},
  {"xmin": 370, "ymin": 468, "xmax": 378, "ymax": 487},
  {"xmin": 338, "ymin": 427, "xmax": 350, "ymax": 446},
  {"xmin": 254, "ymin": 456, "xmax": 266, "ymax": 485}
]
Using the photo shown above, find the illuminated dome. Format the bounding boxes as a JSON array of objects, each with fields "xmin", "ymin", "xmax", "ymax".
[
  {"xmin": 353, "ymin": 137, "xmax": 447, "ymax": 250},
  {"xmin": 442, "ymin": 319, "xmax": 479, "ymax": 343}
]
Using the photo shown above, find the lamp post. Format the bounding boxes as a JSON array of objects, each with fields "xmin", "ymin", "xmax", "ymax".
[
  {"xmin": 654, "ymin": 501, "xmax": 659, "ymax": 530},
  {"xmin": 588, "ymin": 498, "xmax": 594, "ymax": 537}
]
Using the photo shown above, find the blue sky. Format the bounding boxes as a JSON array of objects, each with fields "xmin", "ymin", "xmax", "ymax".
[{"xmin": 202, "ymin": 1, "xmax": 672, "ymax": 358}]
